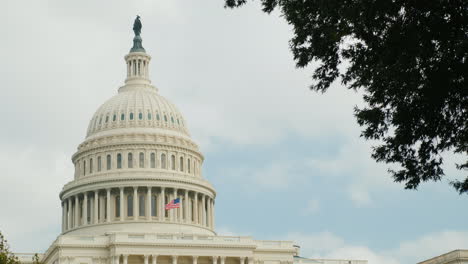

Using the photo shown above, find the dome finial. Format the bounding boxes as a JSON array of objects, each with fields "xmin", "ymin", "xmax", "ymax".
[{"xmin": 130, "ymin": 15, "xmax": 145, "ymax": 53}]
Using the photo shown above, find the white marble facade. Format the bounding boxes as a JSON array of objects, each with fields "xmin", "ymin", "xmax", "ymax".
[{"xmin": 17, "ymin": 23, "xmax": 367, "ymax": 264}]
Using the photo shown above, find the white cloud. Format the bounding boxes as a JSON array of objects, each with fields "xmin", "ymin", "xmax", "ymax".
[
  {"xmin": 395, "ymin": 231, "xmax": 468, "ymax": 263},
  {"xmin": 348, "ymin": 185, "xmax": 372, "ymax": 207},
  {"xmin": 288, "ymin": 230, "xmax": 468, "ymax": 264},
  {"xmin": 0, "ymin": 147, "xmax": 73, "ymax": 252}
]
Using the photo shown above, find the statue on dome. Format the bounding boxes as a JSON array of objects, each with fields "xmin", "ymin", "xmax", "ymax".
[{"xmin": 133, "ymin": 15, "xmax": 142, "ymax": 36}]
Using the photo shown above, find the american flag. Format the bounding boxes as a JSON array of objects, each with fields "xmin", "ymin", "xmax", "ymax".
[{"xmin": 165, "ymin": 198, "xmax": 181, "ymax": 210}]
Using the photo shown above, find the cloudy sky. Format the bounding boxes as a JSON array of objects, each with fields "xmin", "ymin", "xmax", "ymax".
[{"xmin": 1, "ymin": 1, "xmax": 467, "ymax": 264}]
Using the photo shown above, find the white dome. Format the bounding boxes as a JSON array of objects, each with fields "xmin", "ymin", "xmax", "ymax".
[{"xmin": 86, "ymin": 85, "xmax": 190, "ymax": 140}]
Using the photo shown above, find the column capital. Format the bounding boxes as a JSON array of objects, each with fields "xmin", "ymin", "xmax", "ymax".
[
  {"xmin": 192, "ymin": 256, "xmax": 198, "ymax": 260},
  {"xmin": 172, "ymin": 255, "xmax": 179, "ymax": 260},
  {"xmin": 151, "ymin": 255, "xmax": 159, "ymax": 258}
]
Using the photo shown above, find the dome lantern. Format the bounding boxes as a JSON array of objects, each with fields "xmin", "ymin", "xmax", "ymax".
[{"xmin": 125, "ymin": 16, "xmax": 151, "ymax": 86}]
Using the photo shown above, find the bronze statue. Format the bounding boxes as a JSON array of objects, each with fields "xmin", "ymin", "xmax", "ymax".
[{"xmin": 133, "ymin": 15, "xmax": 142, "ymax": 36}]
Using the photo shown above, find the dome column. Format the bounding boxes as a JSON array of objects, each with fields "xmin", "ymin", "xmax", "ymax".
[
  {"xmin": 83, "ymin": 192, "xmax": 88, "ymax": 225},
  {"xmin": 146, "ymin": 187, "xmax": 152, "ymax": 221},
  {"xmin": 159, "ymin": 187, "xmax": 165, "ymax": 221},
  {"xmin": 106, "ymin": 189, "xmax": 111, "ymax": 223},
  {"xmin": 67, "ymin": 198, "xmax": 72, "ymax": 229},
  {"xmin": 133, "ymin": 186, "xmax": 138, "ymax": 220},
  {"xmin": 192, "ymin": 256, "xmax": 198, "ymax": 264},
  {"xmin": 119, "ymin": 187, "xmax": 124, "ymax": 221},
  {"xmin": 94, "ymin": 191, "xmax": 99, "ymax": 224},
  {"xmin": 201, "ymin": 194, "xmax": 206, "ymax": 226},
  {"xmin": 152, "ymin": 255, "xmax": 158, "ymax": 264},
  {"xmin": 74, "ymin": 195, "xmax": 79, "ymax": 227},
  {"xmin": 194, "ymin": 193, "xmax": 199, "ymax": 225},
  {"xmin": 61, "ymin": 201, "xmax": 65, "ymax": 232},
  {"xmin": 123, "ymin": 255, "xmax": 128, "ymax": 264},
  {"xmin": 184, "ymin": 190, "xmax": 189, "ymax": 223}
]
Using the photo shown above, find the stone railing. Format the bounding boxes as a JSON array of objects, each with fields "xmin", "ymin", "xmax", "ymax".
[
  {"xmin": 294, "ymin": 258, "xmax": 367, "ymax": 264},
  {"xmin": 15, "ymin": 253, "xmax": 42, "ymax": 263},
  {"xmin": 109, "ymin": 233, "xmax": 257, "ymax": 245}
]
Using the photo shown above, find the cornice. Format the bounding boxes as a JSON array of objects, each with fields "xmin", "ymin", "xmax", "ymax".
[{"xmin": 60, "ymin": 173, "xmax": 216, "ymax": 199}]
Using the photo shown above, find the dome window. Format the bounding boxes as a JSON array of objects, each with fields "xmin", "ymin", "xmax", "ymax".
[
  {"xmin": 97, "ymin": 156, "xmax": 102, "ymax": 172},
  {"xmin": 171, "ymin": 117, "xmax": 174, "ymax": 123},
  {"xmin": 113, "ymin": 114, "xmax": 117, "ymax": 122},
  {"xmin": 161, "ymin": 154, "xmax": 167, "ymax": 169},
  {"xmin": 128, "ymin": 153, "xmax": 133, "ymax": 168},
  {"xmin": 139, "ymin": 152, "xmax": 144, "ymax": 168},
  {"xmin": 164, "ymin": 115, "xmax": 168, "ymax": 122},
  {"xmin": 105, "ymin": 116, "xmax": 109, "ymax": 123},
  {"xmin": 188, "ymin": 158, "xmax": 191, "ymax": 173},
  {"xmin": 156, "ymin": 114, "xmax": 160, "ymax": 121},
  {"xmin": 150, "ymin": 153, "xmax": 155, "ymax": 168},
  {"xmin": 148, "ymin": 113, "xmax": 152, "ymax": 120},
  {"xmin": 180, "ymin": 157, "xmax": 184, "ymax": 172},
  {"xmin": 117, "ymin": 153, "xmax": 122, "ymax": 169},
  {"xmin": 115, "ymin": 196, "xmax": 120, "ymax": 218},
  {"xmin": 99, "ymin": 117, "xmax": 102, "ymax": 125},
  {"xmin": 130, "ymin": 113, "xmax": 134, "ymax": 120},
  {"xmin": 106, "ymin": 155, "xmax": 111, "ymax": 170},
  {"xmin": 127, "ymin": 195, "xmax": 133, "ymax": 217},
  {"xmin": 121, "ymin": 114, "xmax": 125, "ymax": 121},
  {"xmin": 139, "ymin": 113, "xmax": 143, "ymax": 120},
  {"xmin": 177, "ymin": 119, "xmax": 180, "ymax": 124}
]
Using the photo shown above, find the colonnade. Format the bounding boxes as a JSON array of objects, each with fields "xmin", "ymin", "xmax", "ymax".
[
  {"xmin": 61, "ymin": 186, "xmax": 215, "ymax": 232},
  {"xmin": 126, "ymin": 56, "xmax": 149, "ymax": 80},
  {"xmin": 110, "ymin": 255, "xmax": 253, "ymax": 264}
]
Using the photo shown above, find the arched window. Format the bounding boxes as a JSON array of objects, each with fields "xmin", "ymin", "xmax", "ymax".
[
  {"xmin": 171, "ymin": 155, "xmax": 176, "ymax": 170},
  {"xmin": 151, "ymin": 195, "xmax": 157, "ymax": 216},
  {"xmin": 164, "ymin": 115, "xmax": 168, "ymax": 122},
  {"xmin": 107, "ymin": 155, "xmax": 111, "ymax": 170},
  {"xmin": 97, "ymin": 156, "xmax": 102, "ymax": 172},
  {"xmin": 139, "ymin": 195, "xmax": 145, "ymax": 216},
  {"xmin": 105, "ymin": 116, "xmax": 109, "ymax": 123},
  {"xmin": 117, "ymin": 153, "xmax": 122, "ymax": 169},
  {"xmin": 99, "ymin": 117, "xmax": 102, "ymax": 124},
  {"xmin": 127, "ymin": 195, "xmax": 133, "ymax": 217},
  {"xmin": 113, "ymin": 114, "xmax": 116, "ymax": 121},
  {"xmin": 128, "ymin": 153, "xmax": 133, "ymax": 168},
  {"xmin": 89, "ymin": 158, "xmax": 93, "ymax": 173},
  {"xmin": 115, "ymin": 195, "xmax": 120, "ymax": 217},
  {"xmin": 187, "ymin": 158, "xmax": 191, "ymax": 173},
  {"xmin": 150, "ymin": 153, "xmax": 155, "ymax": 168},
  {"xmin": 161, "ymin": 154, "xmax": 167, "ymax": 169},
  {"xmin": 148, "ymin": 113, "xmax": 152, "ymax": 120},
  {"xmin": 130, "ymin": 113, "xmax": 134, "ymax": 120},
  {"xmin": 171, "ymin": 116, "xmax": 174, "ymax": 123},
  {"xmin": 139, "ymin": 152, "xmax": 144, "ymax": 168},
  {"xmin": 156, "ymin": 114, "xmax": 160, "ymax": 121},
  {"xmin": 139, "ymin": 113, "xmax": 143, "ymax": 120},
  {"xmin": 121, "ymin": 113, "xmax": 125, "ymax": 121},
  {"xmin": 177, "ymin": 119, "xmax": 180, "ymax": 125},
  {"xmin": 83, "ymin": 160, "xmax": 86, "ymax": 176},
  {"xmin": 180, "ymin": 157, "xmax": 184, "ymax": 172}
]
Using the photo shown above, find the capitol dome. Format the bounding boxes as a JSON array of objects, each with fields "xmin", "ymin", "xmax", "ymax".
[
  {"xmin": 60, "ymin": 21, "xmax": 215, "ymax": 237},
  {"xmin": 86, "ymin": 85, "xmax": 190, "ymax": 140}
]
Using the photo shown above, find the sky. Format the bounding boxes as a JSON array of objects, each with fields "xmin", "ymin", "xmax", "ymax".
[{"xmin": 0, "ymin": 1, "xmax": 467, "ymax": 264}]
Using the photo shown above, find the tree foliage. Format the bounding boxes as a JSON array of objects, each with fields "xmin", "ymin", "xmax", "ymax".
[
  {"xmin": 225, "ymin": 0, "xmax": 468, "ymax": 193},
  {"xmin": 0, "ymin": 232, "xmax": 20, "ymax": 264}
]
